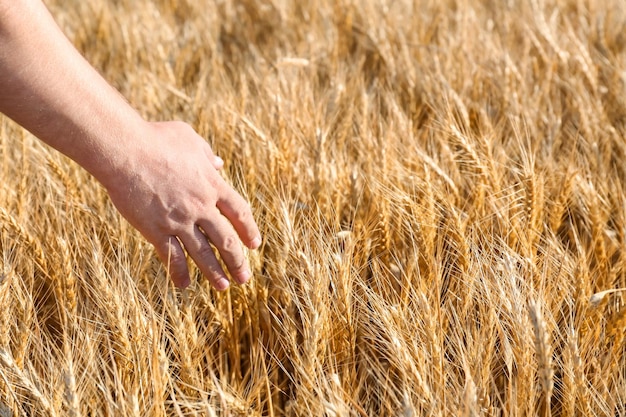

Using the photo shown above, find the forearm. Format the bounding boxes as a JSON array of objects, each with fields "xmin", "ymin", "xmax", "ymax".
[
  {"xmin": 0, "ymin": 0, "xmax": 144, "ymax": 187},
  {"xmin": 0, "ymin": 1, "xmax": 262, "ymax": 289}
]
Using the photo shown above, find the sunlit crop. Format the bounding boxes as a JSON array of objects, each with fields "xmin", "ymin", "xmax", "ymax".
[{"xmin": 1, "ymin": 0, "xmax": 625, "ymax": 415}]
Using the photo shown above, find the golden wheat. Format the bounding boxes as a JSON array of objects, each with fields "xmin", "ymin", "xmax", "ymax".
[{"xmin": 1, "ymin": 0, "xmax": 626, "ymax": 415}]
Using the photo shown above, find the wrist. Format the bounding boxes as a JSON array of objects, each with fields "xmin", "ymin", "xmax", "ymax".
[{"xmin": 79, "ymin": 115, "xmax": 151, "ymax": 192}]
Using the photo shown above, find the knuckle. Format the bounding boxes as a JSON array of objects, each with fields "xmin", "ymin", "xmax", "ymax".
[
  {"xmin": 231, "ymin": 202, "xmax": 252, "ymax": 224},
  {"xmin": 221, "ymin": 234, "xmax": 240, "ymax": 253},
  {"xmin": 229, "ymin": 258, "xmax": 246, "ymax": 274},
  {"xmin": 223, "ymin": 247, "xmax": 246, "ymax": 273},
  {"xmin": 238, "ymin": 206, "xmax": 253, "ymax": 223},
  {"xmin": 154, "ymin": 211, "xmax": 185, "ymax": 235},
  {"xmin": 170, "ymin": 206, "xmax": 194, "ymax": 226}
]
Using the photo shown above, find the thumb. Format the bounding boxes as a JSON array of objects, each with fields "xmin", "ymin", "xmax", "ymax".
[
  {"xmin": 212, "ymin": 155, "xmax": 224, "ymax": 170},
  {"xmin": 204, "ymin": 144, "xmax": 224, "ymax": 170}
]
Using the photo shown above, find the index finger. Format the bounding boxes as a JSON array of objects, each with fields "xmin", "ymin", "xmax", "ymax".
[{"xmin": 216, "ymin": 187, "xmax": 261, "ymax": 249}]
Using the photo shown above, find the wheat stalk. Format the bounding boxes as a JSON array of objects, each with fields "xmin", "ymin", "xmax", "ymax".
[
  {"xmin": 0, "ymin": 0, "xmax": 625, "ymax": 415},
  {"xmin": 529, "ymin": 299, "xmax": 554, "ymax": 417}
]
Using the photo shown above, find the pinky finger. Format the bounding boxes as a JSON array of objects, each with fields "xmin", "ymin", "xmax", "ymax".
[{"xmin": 155, "ymin": 236, "xmax": 190, "ymax": 288}]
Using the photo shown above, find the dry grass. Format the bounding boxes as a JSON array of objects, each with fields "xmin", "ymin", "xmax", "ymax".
[{"xmin": 1, "ymin": 0, "xmax": 626, "ymax": 415}]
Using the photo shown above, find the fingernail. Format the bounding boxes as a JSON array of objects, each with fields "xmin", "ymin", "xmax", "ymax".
[
  {"xmin": 250, "ymin": 236, "xmax": 262, "ymax": 249},
  {"xmin": 215, "ymin": 278, "xmax": 230, "ymax": 291},
  {"xmin": 214, "ymin": 156, "xmax": 224, "ymax": 168},
  {"xmin": 238, "ymin": 269, "xmax": 252, "ymax": 285}
]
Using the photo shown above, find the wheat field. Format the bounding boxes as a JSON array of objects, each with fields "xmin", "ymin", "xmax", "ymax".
[{"xmin": 1, "ymin": 0, "xmax": 626, "ymax": 415}]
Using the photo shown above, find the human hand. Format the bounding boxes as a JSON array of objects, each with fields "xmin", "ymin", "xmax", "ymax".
[
  {"xmin": 104, "ymin": 121, "xmax": 261, "ymax": 289},
  {"xmin": 0, "ymin": 0, "xmax": 259, "ymax": 290}
]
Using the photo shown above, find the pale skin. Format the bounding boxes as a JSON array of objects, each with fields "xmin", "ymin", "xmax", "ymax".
[{"xmin": 0, "ymin": 0, "xmax": 261, "ymax": 290}]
